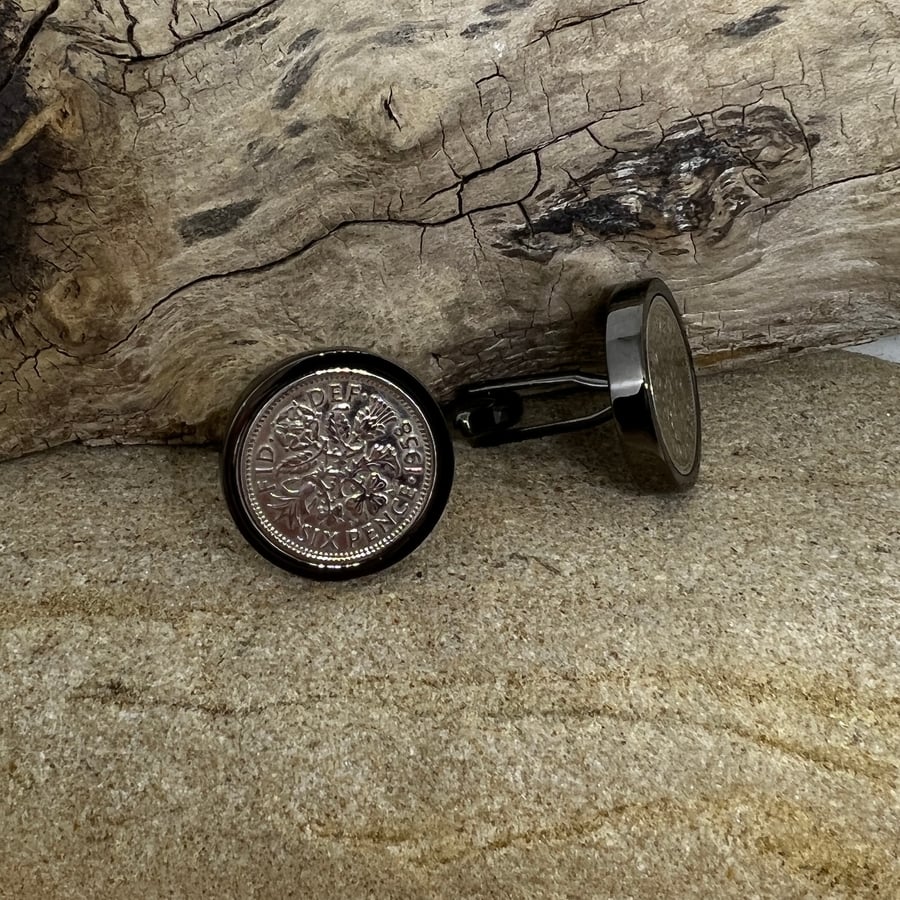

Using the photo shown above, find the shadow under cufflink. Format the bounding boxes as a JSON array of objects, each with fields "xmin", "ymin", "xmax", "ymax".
[{"xmin": 450, "ymin": 278, "xmax": 702, "ymax": 493}]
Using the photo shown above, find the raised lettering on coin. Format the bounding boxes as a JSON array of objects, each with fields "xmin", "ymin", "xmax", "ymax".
[{"xmin": 237, "ymin": 368, "xmax": 438, "ymax": 567}]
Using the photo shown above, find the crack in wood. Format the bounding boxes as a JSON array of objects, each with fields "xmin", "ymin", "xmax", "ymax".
[
  {"xmin": 527, "ymin": 0, "xmax": 648, "ymax": 46},
  {"xmin": 86, "ymin": 0, "xmax": 284, "ymax": 63},
  {"xmin": 0, "ymin": 0, "xmax": 60, "ymax": 94},
  {"xmin": 2, "ymin": 0, "xmax": 900, "ymax": 457}
]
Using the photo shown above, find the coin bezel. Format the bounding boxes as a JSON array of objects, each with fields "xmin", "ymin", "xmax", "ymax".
[
  {"xmin": 605, "ymin": 278, "xmax": 702, "ymax": 491},
  {"xmin": 221, "ymin": 349, "xmax": 454, "ymax": 580}
]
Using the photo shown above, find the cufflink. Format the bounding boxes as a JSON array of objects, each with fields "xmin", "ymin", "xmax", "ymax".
[
  {"xmin": 452, "ymin": 278, "xmax": 701, "ymax": 491},
  {"xmin": 220, "ymin": 279, "xmax": 700, "ymax": 579},
  {"xmin": 220, "ymin": 349, "xmax": 454, "ymax": 580}
]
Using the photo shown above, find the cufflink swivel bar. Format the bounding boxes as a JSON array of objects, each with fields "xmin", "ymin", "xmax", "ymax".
[
  {"xmin": 454, "ymin": 372, "xmax": 613, "ymax": 445},
  {"xmin": 450, "ymin": 278, "xmax": 702, "ymax": 493}
]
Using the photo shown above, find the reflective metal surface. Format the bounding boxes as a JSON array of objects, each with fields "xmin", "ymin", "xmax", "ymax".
[
  {"xmin": 238, "ymin": 368, "xmax": 437, "ymax": 567},
  {"xmin": 645, "ymin": 295, "xmax": 699, "ymax": 477},
  {"xmin": 454, "ymin": 373, "xmax": 611, "ymax": 445},
  {"xmin": 606, "ymin": 278, "xmax": 701, "ymax": 490},
  {"xmin": 222, "ymin": 350, "xmax": 454, "ymax": 579},
  {"xmin": 452, "ymin": 278, "xmax": 701, "ymax": 492}
]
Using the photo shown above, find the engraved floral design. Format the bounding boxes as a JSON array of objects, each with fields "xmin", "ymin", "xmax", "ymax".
[
  {"xmin": 260, "ymin": 392, "xmax": 404, "ymax": 530},
  {"xmin": 271, "ymin": 401, "xmax": 325, "ymax": 469},
  {"xmin": 346, "ymin": 471, "xmax": 389, "ymax": 518},
  {"xmin": 273, "ymin": 401, "xmax": 320, "ymax": 450}
]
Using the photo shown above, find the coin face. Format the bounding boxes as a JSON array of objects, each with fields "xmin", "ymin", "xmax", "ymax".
[
  {"xmin": 236, "ymin": 367, "xmax": 439, "ymax": 571},
  {"xmin": 644, "ymin": 294, "xmax": 699, "ymax": 477}
]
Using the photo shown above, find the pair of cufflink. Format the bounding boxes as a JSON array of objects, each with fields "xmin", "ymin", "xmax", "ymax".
[{"xmin": 220, "ymin": 278, "xmax": 701, "ymax": 580}]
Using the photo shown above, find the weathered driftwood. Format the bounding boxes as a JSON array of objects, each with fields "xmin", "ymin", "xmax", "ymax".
[{"xmin": 1, "ymin": 0, "xmax": 899, "ymax": 458}]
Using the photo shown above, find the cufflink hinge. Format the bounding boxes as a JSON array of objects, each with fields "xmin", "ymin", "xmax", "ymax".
[{"xmin": 454, "ymin": 372, "xmax": 613, "ymax": 446}]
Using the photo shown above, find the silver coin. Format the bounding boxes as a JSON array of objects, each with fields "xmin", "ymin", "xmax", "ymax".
[
  {"xmin": 237, "ymin": 367, "xmax": 438, "ymax": 569},
  {"xmin": 645, "ymin": 294, "xmax": 699, "ymax": 476}
]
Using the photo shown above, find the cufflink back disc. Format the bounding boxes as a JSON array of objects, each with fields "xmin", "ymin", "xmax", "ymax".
[
  {"xmin": 221, "ymin": 349, "xmax": 454, "ymax": 580},
  {"xmin": 453, "ymin": 278, "xmax": 701, "ymax": 491},
  {"xmin": 607, "ymin": 278, "xmax": 701, "ymax": 490}
]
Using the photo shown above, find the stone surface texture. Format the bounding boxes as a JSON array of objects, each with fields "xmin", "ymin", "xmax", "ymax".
[
  {"xmin": 0, "ymin": 349, "xmax": 898, "ymax": 898},
  {"xmin": 1, "ymin": 0, "xmax": 900, "ymax": 458}
]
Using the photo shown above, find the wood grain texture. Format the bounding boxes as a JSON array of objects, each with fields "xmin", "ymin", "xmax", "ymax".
[{"xmin": 1, "ymin": 0, "xmax": 899, "ymax": 458}]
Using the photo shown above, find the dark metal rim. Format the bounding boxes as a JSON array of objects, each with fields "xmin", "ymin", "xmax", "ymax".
[
  {"xmin": 221, "ymin": 348, "xmax": 455, "ymax": 581},
  {"xmin": 605, "ymin": 278, "xmax": 701, "ymax": 491}
]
